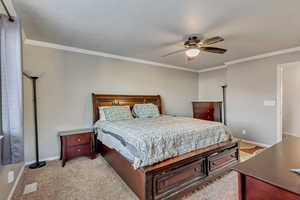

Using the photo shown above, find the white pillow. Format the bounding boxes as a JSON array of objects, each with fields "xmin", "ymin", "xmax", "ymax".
[
  {"xmin": 132, "ymin": 104, "xmax": 160, "ymax": 118},
  {"xmin": 99, "ymin": 106, "xmax": 133, "ymax": 121}
]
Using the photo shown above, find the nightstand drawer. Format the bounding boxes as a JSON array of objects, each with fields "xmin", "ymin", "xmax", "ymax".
[
  {"xmin": 59, "ymin": 130, "xmax": 96, "ymax": 167},
  {"xmin": 66, "ymin": 133, "xmax": 91, "ymax": 147},
  {"xmin": 67, "ymin": 144, "xmax": 91, "ymax": 159}
]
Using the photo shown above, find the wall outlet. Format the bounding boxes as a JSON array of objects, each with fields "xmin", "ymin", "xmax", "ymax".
[
  {"xmin": 8, "ymin": 171, "xmax": 14, "ymax": 184},
  {"xmin": 242, "ymin": 129, "xmax": 246, "ymax": 135}
]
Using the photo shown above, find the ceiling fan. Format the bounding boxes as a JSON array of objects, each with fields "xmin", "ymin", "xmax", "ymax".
[{"xmin": 162, "ymin": 35, "xmax": 227, "ymax": 60}]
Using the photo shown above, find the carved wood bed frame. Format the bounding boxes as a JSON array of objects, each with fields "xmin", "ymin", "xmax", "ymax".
[{"xmin": 92, "ymin": 94, "xmax": 239, "ymax": 200}]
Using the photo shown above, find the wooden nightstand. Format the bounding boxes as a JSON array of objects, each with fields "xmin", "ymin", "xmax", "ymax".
[{"xmin": 59, "ymin": 129, "xmax": 96, "ymax": 167}]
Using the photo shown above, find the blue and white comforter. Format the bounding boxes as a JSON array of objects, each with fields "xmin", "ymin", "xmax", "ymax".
[{"xmin": 94, "ymin": 115, "xmax": 231, "ymax": 169}]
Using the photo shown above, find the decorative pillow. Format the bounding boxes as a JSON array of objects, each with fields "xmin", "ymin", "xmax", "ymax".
[
  {"xmin": 132, "ymin": 104, "xmax": 160, "ymax": 118},
  {"xmin": 99, "ymin": 106, "xmax": 133, "ymax": 121}
]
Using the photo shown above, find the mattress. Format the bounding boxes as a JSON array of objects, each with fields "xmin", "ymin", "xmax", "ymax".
[{"xmin": 94, "ymin": 115, "xmax": 231, "ymax": 169}]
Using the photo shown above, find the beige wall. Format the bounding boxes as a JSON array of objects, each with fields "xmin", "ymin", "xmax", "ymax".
[
  {"xmin": 198, "ymin": 51, "xmax": 300, "ymax": 145},
  {"xmin": 227, "ymin": 52, "xmax": 300, "ymax": 145},
  {"xmin": 283, "ymin": 62, "xmax": 300, "ymax": 137},
  {"xmin": 23, "ymin": 44, "xmax": 199, "ymax": 162},
  {"xmin": 198, "ymin": 68, "xmax": 226, "ymax": 101}
]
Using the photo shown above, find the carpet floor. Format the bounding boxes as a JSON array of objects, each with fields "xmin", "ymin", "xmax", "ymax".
[{"xmin": 13, "ymin": 142, "xmax": 264, "ymax": 200}]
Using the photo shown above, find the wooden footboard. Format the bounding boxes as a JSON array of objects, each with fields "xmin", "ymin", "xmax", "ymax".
[{"xmin": 99, "ymin": 139, "xmax": 239, "ymax": 200}]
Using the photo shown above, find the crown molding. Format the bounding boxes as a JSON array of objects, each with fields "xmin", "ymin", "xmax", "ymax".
[
  {"xmin": 24, "ymin": 39, "xmax": 199, "ymax": 73},
  {"xmin": 198, "ymin": 45, "xmax": 300, "ymax": 73},
  {"xmin": 198, "ymin": 65, "xmax": 227, "ymax": 73},
  {"xmin": 225, "ymin": 46, "xmax": 300, "ymax": 65}
]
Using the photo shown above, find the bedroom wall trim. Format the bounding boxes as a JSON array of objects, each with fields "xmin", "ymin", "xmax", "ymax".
[
  {"xmin": 284, "ymin": 132, "xmax": 297, "ymax": 136},
  {"xmin": 25, "ymin": 155, "xmax": 60, "ymax": 166},
  {"xmin": 276, "ymin": 61, "xmax": 300, "ymax": 143},
  {"xmin": 198, "ymin": 65, "xmax": 227, "ymax": 73},
  {"xmin": 198, "ymin": 46, "xmax": 300, "ymax": 73},
  {"xmin": 23, "ymin": 40, "xmax": 300, "ymax": 74},
  {"xmin": 241, "ymin": 139, "xmax": 271, "ymax": 148},
  {"xmin": 276, "ymin": 64, "xmax": 284, "ymax": 143},
  {"xmin": 24, "ymin": 39, "xmax": 199, "ymax": 73},
  {"xmin": 7, "ymin": 164, "xmax": 25, "ymax": 200},
  {"xmin": 225, "ymin": 46, "xmax": 300, "ymax": 65}
]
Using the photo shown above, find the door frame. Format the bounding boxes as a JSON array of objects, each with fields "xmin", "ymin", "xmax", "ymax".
[
  {"xmin": 276, "ymin": 64, "xmax": 283, "ymax": 143},
  {"xmin": 276, "ymin": 61, "xmax": 300, "ymax": 142}
]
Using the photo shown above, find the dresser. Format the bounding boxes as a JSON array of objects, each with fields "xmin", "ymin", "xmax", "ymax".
[
  {"xmin": 59, "ymin": 129, "xmax": 96, "ymax": 167},
  {"xmin": 234, "ymin": 136, "xmax": 300, "ymax": 200},
  {"xmin": 192, "ymin": 101, "xmax": 222, "ymax": 122}
]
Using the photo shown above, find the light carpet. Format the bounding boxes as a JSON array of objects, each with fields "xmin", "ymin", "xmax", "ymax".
[
  {"xmin": 13, "ymin": 156, "xmax": 238, "ymax": 200},
  {"xmin": 13, "ymin": 142, "xmax": 264, "ymax": 200}
]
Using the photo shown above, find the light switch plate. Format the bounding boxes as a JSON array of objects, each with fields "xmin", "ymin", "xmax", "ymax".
[
  {"xmin": 264, "ymin": 100, "xmax": 276, "ymax": 106},
  {"xmin": 242, "ymin": 130, "xmax": 246, "ymax": 135},
  {"xmin": 23, "ymin": 183, "xmax": 38, "ymax": 194}
]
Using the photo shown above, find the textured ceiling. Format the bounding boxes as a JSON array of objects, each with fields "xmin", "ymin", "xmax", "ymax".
[{"xmin": 12, "ymin": 0, "xmax": 300, "ymax": 70}]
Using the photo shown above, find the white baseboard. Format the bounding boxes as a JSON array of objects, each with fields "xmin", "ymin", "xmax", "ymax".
[
  {"xmin": 7, "ymin": 164, "xmax": 25, "ymax": 200},
  {"xmin": 241, "ymin": 139, "xmax": 271, "ymax": 148},
  {"xmin": 25, "ymin": 156, "xmax": 60, "ymax": 166},
  {"xmin": 284, "ymin": 132, "xmax": 298, "ymax": 137}
]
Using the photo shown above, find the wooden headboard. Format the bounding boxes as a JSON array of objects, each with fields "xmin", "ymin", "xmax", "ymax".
[{"xmin": 92, "ymin": 94, "xmax": 162, "ymax": 123}]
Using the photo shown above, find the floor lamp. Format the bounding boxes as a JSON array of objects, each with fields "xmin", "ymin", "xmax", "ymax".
[
  {"xmin": 220, "ymin": 82, "xmax": 227, "ymax": 125},
  {"xmin": 23, "ymin": 72, "xmax": 46, "ymax": 169}
]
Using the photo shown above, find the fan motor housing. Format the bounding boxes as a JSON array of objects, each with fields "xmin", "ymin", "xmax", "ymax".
[{"xmin": 184, "ymin": 35, "xmax": 203, "ymax": 47}]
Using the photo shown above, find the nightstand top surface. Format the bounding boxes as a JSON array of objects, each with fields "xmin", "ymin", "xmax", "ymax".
[{"xmin": 58, "ymin": 128, "xmax": 94, "ymax": 136}]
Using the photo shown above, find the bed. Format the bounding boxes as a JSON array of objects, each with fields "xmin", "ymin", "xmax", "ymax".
[{"xmin": 92, "ymin": 94, "xmax": 239, "ymax": 200}]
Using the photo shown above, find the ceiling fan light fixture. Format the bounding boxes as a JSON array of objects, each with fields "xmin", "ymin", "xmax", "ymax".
[{"xmin": 185, "ymin": 48, "xmax": 200, "ymax": 58}]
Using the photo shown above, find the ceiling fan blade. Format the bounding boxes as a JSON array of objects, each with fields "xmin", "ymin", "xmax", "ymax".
[
  {"xmin": 201, "ymin": 36, "xmax": 224, "ymax": 45},
  {"xmin": 162, "ymin": 49, "xmax": 186, "ymax": 57},
  {"xmin": 200, "ymin": 47, "xmax": 227, "ymax": 54}
]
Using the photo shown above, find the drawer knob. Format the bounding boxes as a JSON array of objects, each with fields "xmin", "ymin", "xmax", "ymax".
[
  {"xmin": 231, "ymin": 154, "xmax": 236, "ymax": 158},
  {"xmin": 77, "ymin": 139, "xmax": 81, "ymax": 142},
  {"xmin": 212, "ymin": 162, "xmax": 216, "ymax": 166},
  {"xmin": 77, "ymin": 149, "xmax": 81, "ymax": 152}
]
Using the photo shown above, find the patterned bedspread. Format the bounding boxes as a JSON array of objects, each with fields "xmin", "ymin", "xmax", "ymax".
[{"xmin": 94, "ymin": 115, "xmax": 231, "ymax": 169}]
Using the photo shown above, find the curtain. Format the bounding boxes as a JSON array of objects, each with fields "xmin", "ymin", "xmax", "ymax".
[{"xmin": 0, "ymin": 14, "xmax": 24, "ymax": 165}]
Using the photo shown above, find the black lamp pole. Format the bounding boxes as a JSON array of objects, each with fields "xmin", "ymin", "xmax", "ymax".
[
  {"xmin": 221, "ymin": 85, "xmax": 227, "ymax": 125},
  {"xmin": 29, "ymin": 77, "xmax": 46, "ymax": 169},
  {"xmin": 23, "ymin": 73, "xmax": 46, "ymax": 169}
]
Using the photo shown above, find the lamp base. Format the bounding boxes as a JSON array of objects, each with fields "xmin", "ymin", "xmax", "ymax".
[{"xmin": 29, "ymin": 161, "xmax": 46, "ymax": 169}]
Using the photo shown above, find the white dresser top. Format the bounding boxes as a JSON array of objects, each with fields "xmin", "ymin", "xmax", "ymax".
[{"xmin": 58, "ymin": 128, "xmax": 94, "ymax": 136}]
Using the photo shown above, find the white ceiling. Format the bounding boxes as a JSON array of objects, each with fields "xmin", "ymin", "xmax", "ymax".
[{"xmin": 12, "ymin": 0, "xmax": 300, "ymax": 70}]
